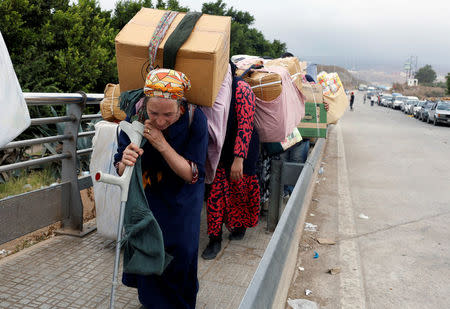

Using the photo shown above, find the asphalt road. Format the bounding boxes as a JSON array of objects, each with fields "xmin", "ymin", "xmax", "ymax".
[{"xmin": 288, "ymin": 92, "xmax": 450, "ymax": 309}]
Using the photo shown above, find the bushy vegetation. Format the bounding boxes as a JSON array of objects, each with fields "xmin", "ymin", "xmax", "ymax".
[
  {"xmin": 1, "ymin": 0, "xmax": 286, "ymax": 94},
  {"xmin": 0, "ymin": 168, "xmax": 56, "ymax": 199}
]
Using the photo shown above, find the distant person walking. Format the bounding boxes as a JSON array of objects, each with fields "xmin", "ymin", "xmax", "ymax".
[{"xmin": 350, "ymin": 92, "xmax": 355, "ymax": 111}]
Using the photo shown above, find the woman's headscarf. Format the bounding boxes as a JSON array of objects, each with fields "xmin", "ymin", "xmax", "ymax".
[{"xmin": 144, "ymin": 68, "xmax": 191, "ymax": 100}]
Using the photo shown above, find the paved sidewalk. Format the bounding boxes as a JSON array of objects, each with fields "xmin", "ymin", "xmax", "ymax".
[{"xmin": 0, "ymin": 209, "xmax": 272, "ymax": 309}]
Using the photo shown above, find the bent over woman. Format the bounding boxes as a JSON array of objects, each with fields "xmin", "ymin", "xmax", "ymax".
[
  {"xmin": 202, "ymin": 63, "xmax": 261, "ymax": 260},
  {"xmin": 114, "ymin": 69, "xmax": 208, "ymax": 309}
]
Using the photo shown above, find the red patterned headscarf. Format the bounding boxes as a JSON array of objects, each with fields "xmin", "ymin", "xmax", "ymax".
[{"xmin": 144, "ymin": 68, "xmax": 191, "ymax": 99}]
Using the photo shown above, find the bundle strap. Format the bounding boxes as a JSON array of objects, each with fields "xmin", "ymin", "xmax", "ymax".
[
  {"xmin": 148, "ymin": 11, "xmax": 179, "ymax": 70},
  {"xmin": 163, "ymin": 12, "xmax": 202, "ymax": 69}
]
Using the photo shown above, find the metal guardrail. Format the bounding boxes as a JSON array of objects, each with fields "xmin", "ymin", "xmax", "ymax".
[
  {"xmin": 0, "ymin": 92, "xmax": 103, "ymax": 244},
  {"xmin": 239, "ymin": 138, "xmax": 326, "ymax": 309}
]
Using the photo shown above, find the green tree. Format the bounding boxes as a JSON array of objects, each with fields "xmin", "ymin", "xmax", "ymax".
[
  {"xmin": 0, "ymin": 0, "xmax": 71, "ymax": 92},
  {"xmin": 111, "ymin": 0, "xmax": 188, "ymax": 31},
  {"xmin": 50, "ymin": 0, "xmax": 117, "ymax": 92},
  {"xmin": 201, "ymin": 0, "xmax": 286, "ymax": 58},
  {"xmin": 111, "ymin": 0, "xmax": 153, "ymax": 30},
  {"xmin": 446, "ymin": 73, "xmax": 450, "ymax": 95},
  {"xmin": 0, "ymin": 0, "xmax": 116, "ymax": 93},
  {"xmin": 415, "ymin": 64, "xmax": 437, "ymax": 84}
]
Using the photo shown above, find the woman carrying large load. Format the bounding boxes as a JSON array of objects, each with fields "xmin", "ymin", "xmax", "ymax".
[{"xmin": 114, "ymin": 68, "xmax": 208, "ymax": 309}]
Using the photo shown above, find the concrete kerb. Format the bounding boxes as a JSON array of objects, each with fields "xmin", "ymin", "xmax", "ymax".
[{"xmin": 238, "ymin": 138, "xmax": 327, "ymax": 309}]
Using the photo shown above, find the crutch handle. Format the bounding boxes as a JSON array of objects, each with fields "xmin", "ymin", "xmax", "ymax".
[{"xmin": 95, "ymin": 120, "xmax": 144, "ymax": 202}]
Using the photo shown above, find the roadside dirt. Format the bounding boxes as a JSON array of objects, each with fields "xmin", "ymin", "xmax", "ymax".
[{"xmin": 286, "ymin": 129, "xmax": 341, "ymax": 309}]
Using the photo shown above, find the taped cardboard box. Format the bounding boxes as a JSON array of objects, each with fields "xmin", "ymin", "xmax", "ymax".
[
  {"xmin": 298, "ymin": 102, "xmax": 327, "ymax": 138},
  {"xmin": 236, "ymin": 57, "xmax": 305, "ymax": 101},
  {"xmin": 115, "ymin": 8, "xmax": 231, "ymax": 107},
  {"xmin": 300, "ymin": 82, "xmax": 323, "ymax": 104},
  {"xmin": 265, "ymin": 56, "xmax": 306, "ymax": 91}
]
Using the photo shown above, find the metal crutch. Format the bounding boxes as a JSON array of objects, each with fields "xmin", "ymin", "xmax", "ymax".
[{"xmin": 95, "ymin": 120, "xmax": 144, "ymax": 309}]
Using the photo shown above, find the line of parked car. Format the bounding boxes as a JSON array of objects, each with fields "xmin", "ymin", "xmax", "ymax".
[{"xmin": 374, "ymin": 92, "xmax": 450, "ymax": 126}]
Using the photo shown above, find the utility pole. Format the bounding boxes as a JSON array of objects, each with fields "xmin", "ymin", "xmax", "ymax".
[{"xmin": 404, "ymin": 58, "xmax": 411, "ymax": 83}]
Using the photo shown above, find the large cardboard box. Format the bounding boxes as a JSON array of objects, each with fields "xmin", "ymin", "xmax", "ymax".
[
  {"xmin": 236, "ymin": 57, "xmax": 306, "ymax": 102},
  {"xmin": 298, "ymin": 102, "xmax": 327, "ymax": 138},
  {"xmin": 115, "ymin": 8, "xmax": 231, "ymax": 107},
  {"xmin": 265, "ymin": 57, "xmax": 306, "ymax": 92},
  {"xmin": 300, "ymin": 82, "xmax": 323, "ymax": 104}
]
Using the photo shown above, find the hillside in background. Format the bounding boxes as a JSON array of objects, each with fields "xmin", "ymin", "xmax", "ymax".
[
  {"xmin": 391, "ymin": 84, "xmax": 447, "ymax": 99},
  {"xmin": 317, "ymin": 65, "xmax": 363, "ymax": 90},
  {"xmin": 350, "ymin": 69, "xmax": 404, "ymax": 86}
]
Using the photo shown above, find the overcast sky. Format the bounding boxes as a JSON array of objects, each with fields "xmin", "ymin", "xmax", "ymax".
[{"xmin": 98, "ymin": 0, "xmax": 450, "ymax": 75}]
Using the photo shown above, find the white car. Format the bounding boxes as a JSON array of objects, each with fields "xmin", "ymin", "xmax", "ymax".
[
  {"xmin": 428, "ymin": 101, "xmax": 450, "ymax": 125},
  {"xmin": 381, "ymin": 94, "xmax": 393, "ymax": 107},
  {"xmin": 404, "ymin": 99, "xmax": 419, "ymax": 114},
  {"xmin": 413, "ymin": 101, "xmax": 426, "ymax": 117},
  {"xmin": 393, "ymin": 96, "xmax": 407, "ymax": 110},
  {"xmin": 404, "ymin": 96, "xmax": 419, "ymax": 114}
]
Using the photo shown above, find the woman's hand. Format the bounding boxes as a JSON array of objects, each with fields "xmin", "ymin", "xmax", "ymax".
[
  {"xmin": 144, "ymin": 120, "xmax": 168, "ymax": 152},
  {"xmin": 230, "ymin": 157, "xmax": 244, "ymax": 181},
  {"xmin": 121, "ymin": 143, "xmax": 144, "ymax": 167}
]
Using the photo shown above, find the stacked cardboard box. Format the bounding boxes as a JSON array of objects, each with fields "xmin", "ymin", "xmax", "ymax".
[
  {"xmin": 115, "ymin": 8, "xmax": 231, "ymax": 107},
  {"xmin": 236, "ymin": 57, "xmax": 306, "ymax": 102},
  {"xmin": 298, "ymin": 102, "xmax": 327, "ymax": 138}
]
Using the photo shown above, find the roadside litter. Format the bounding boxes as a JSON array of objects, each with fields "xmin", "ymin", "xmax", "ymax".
[
  {"xmin": 287, "ymin": 298, "xmax": 318, "ymax": 309},
  {"xmin": 318, "ymin": 167, "xmax": 324, "ymax": 175},
  {"xmin": 358, "ymin": 213, "xmax": 369, "ymax": 219},
  {"xmin": 313, "ymin": 251, "xmax": 319, "ymax": 259},
  {"xmin": 298, "ymin": 266, "xmax": 305, "ymax": 271},
  {"xmin": 316, "ymin": 238, "xmax": 336, "ymax": 245},
  {"xmin": 305, "ymin": 289, "xmax": 313, "ymax": 296},
  {"xmin": 304, "ymin": 223, "xmax": 318, "ymax": 232},
  {"xmin": 310, "ymin": 213, "xmax": 315, "ymax": 217},
  {"xmin": 0, "ymin": 249, "xmax": 11, "ymax": 256},
  {"xmin": 329, "ymin": 267, "xmax": 341, "ymax": 275}
]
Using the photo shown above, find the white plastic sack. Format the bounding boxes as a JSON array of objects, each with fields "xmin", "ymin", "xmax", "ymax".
[
  {"xmin": 89, "ymin": 121, "xmax": 121, "ymax": 239},
  {"xmin": 0, "ymin": 31, "xmax": 30, "ymax": 147}
]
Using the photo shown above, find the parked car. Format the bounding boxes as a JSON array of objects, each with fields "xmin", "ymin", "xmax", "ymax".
[
  {"xmin": 413, "ymin": 101, "xmax": 426, "ymax": 118},
  {"xmin": 381, "ymin": 94, "xmax": 393, "ymax": 107},
  {"xmin": 403, "ymin": 96, "xmax": 419, "ymax": 114},
  {"xmin": 393, "ymin": 96, "xmax": 407, "ymax": 110},
  {"xmin": 404, "ymin": 99, "xmax": 419, "ymax": 114},
  {"xmin": 428, "ymin": 101, "xmax": 450, "ymax": 125},
  {"xmin": 420, "ymin": 101, "xmax": 434, "ymax": 122}
]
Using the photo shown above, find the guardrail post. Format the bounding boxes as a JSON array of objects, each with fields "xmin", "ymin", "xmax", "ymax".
[
  {"xmin": 268, "ymin": 160, "xmax": 282, "ymax": 232},
  {"xmin": 268, "ymin": 161, "xmax": 305, "ymax": 231},
  {"xmin": 59, "ymin": 92, "xmax": 87, "ymax": 234}
]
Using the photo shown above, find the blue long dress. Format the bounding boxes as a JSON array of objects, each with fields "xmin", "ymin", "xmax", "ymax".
[{"xmin": 114, "ymin": 106, "xmax": 208, "ymax": 309}]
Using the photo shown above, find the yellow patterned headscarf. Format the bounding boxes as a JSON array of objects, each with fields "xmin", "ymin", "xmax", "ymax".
[{"xmin": 144, "ymin": 68, "xmax": 191, "ymax": 99}]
